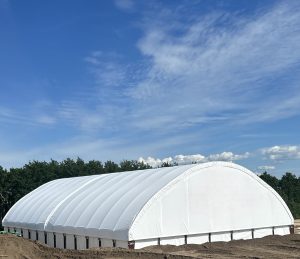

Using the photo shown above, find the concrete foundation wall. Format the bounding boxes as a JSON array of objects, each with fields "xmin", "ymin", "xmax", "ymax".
[
  {"xmin": 76, "ymin": 235, "xmax": 86, "ymax": 250},
  {"xmin": 23, "ymin": 229, "xmax": 29, "ymax": 239},
  {"xmin": 37, "ymin": 231, "xmax": 44, "ymax": 243},
  {"xmin": 101, "ymin": 238, "xmax": 112, "ymax": 247},
  {"xmin": 135, "ymin": 238, "xmax": 158, "ymax": 249},
  {"xmin": 211, "ymin": 232, "xmax": 231, "ymax": 242},
  {"xmin": 89, "ymin": 237, "xmax": 99, "ymax": 248},
  {"xmin": 12, "ymin": 225, "xmax": 290, "ymax": 250},
  {"xmin": 187, "ymin": 233, "xmax": 209, "ymax": 244},
  {"xmin": 47, "ymin": 232, "xmax": 54, "ymax": 247},
  {"xmin": 28, "ymin": 230, "xmax": 35, "ymax": 240},
  {"xmin": 66, "ymin": 234, "xmax": 75, "ymax": 249},
  {"xmin": 56, "ymin": 233, "xmax": 64, "ymax": 249},
  {"xmin": 116, "ymin": 240, "xmax": 128, "ymax": 248},
  {"xmin": 233, "ymin": 229, "xmax": 252, "ymax": 240},
  {"xmin": 161, "ymin": 236, "xmax": 185, "ymax": 245},
  {"xmin": 274, "ymin": 226, "xmax": 290, "ymax": 235},
  {"xmin": 254, "ymin": 228, "xmax": 273, "ymax": 238}
]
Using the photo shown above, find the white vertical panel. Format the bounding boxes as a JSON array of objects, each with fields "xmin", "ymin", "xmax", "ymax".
[
  {"xmin": 89, "ymin": 237, "xmax": 99, "ymax": 248},
  {"xmin": 211, "ymin": 232, "xmax": 231, "ymax": 242},
  {"xmin": 29, "ymin": 230, "xmax": 36, "ymax": 240},
  {"xmin": 116, "ymin": 240, "xmax": 128, "ymax": 248},
  {"xmin": 135, "ymin": 238, "xmax": 158, "ymax": 249},
  {"xmin": 76, "ymin": 235, "xmax": 86, "ymax": 250},
  {"xmin": 160, "ymin": 236, "xmax": 185, "ymax": 245},
  {"xmin": 66, "ymin": 234, "xmax": 75, "ymax": 249},
  {"xmin": 47, "ymin": 232, "xmax": 54, "ymax": 247},
  {"xmin": 187, "ymin": 233, "xmax": 209, "ymax": 244},
  {"xmin": 37, "ymin": 231, "xmax": 44, "ymax": 243},
  {"xmin": 23, "ymin": 229, "xmax": 29, "ymax": 238},
  {"xmin": 274, "ymin": 226, "xmax": 290, "ymax": 235},
  {"xmin": 254, "ymin": 228, "xmax": 273, "ymax": 238},
  {"xmin": 4, "ymin": 227, "xmax": 8, "ymax": 232},
  {"xmin": 101, "ymin": 238, "xmax": 113, "ymax": 247},
  {"xmin": 233, "ymin": 230, "xmax": 252, "ymax": 240},
  {"xmin": 55, "ymin": 233, "xmax": 64, "ymax": 249}
]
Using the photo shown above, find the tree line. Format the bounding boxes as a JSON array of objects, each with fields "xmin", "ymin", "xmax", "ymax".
[
  {"xmin": 0, "ymin": 158, "xmax": 299, "ymax": 230},
  {"xmin": 260, "ymin": 171, "xmax": 300, "ymax": 219}
]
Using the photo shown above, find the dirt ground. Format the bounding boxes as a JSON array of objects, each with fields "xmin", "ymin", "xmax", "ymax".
[
  {"xmin": 1, "ymin": 233, "xmax": 300, "ymax": 259},
  {"xmin": 295, "ymin": 219, "xmax": 300, "ymax": 234}
]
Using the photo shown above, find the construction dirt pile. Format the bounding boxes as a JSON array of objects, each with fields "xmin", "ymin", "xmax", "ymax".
[
  {"xmin": 0, "ymin": 234, "xmax": 300, "ymax": 259},
  {"xmin": 295, "ymin": 219, "xmax": 300, "ymax": 234}
]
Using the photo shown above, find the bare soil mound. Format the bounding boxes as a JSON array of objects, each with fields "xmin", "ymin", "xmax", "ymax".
[
  {"xmin": 145, "ymin": 234, "xmax": 300, "ymax": 258},
  {"xmin": 295, "ymin": 219, "xmax": 300, "ymax": 234},
  {"xmin": 1, "ymin": 234, "xmax": 300, "ymax": 259}
]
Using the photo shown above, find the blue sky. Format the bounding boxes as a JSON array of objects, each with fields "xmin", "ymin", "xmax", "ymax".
[{"xmin": 0, "ymin": 0, "xmax": 300, "ymax": 176}]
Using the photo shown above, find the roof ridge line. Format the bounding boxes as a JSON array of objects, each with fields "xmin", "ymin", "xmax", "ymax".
[{"xmin": 43, "ymin": 176, "xmax": 102, "ymax": 230}]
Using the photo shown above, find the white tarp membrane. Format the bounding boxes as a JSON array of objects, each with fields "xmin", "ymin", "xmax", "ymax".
[{"xmin": 2, "ymin": 162, "xmax": 293, "ymax": 249}]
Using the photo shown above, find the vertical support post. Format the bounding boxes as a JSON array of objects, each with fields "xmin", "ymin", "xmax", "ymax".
[
  {"xmin": 290, "ymin": 225, "xmax": 295, "ymax": 234},
  {"xmin": 86, "ymin": 236, "xmax": 89, "ymax": 249},
  {"xmin": 54, "ymin": 233, "xmax": 56, "ymax": 248},
  {"xmin": 74, "ymin": 236, "xmax": 77, "ymax": 250}
]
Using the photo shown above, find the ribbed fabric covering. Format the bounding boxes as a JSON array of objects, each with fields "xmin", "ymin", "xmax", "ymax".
[{"xmin": 3, "ymin": 164, "xmax": 195, "ymax": 239}]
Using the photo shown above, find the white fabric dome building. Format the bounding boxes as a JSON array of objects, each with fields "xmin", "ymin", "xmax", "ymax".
[{"xmin": 2, "ymin": 162, "xmax": 294, "ymax": 249}]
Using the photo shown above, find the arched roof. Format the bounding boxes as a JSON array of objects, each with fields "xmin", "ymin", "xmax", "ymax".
[
  {"xmin": 3, "ymin": 162, "xmax": 293, "ymax": 241},
  {"xmin": 129, "ymin": 162, "xmax": 293, "ymax": 240}
]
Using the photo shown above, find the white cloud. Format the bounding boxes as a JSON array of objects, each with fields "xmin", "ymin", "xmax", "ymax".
[
  {"xmin": 114, "ymin": 0, "xmax": 134, "ymax": 11},
  {"xmin": 138, "ymin": 156, "xmax": 172, "ymax": 168},
  {"xmin": 139, "ymin": 151, "xmax": 249, "ymax": 167},
  {"xmin": 208, "ymin": 152, "xmax": 250, "ymax": 162},
  {"xmin": 5, "ymin": 2, "xmax": 300, "ymax": 134},
  {"xmin": 174, "ymin": 154, "xmax": 206, "ymax": 164},
  {"xmin": 35, "ymin": 115, "xmax": 56, "ymax": 125},
  {"xmin": 258, "ymin": 165, "xmax": 275, "ymax": 171},
  {"xmin": 262, "ymin": 145, "xmax": 300, "ymax": 161},
  {"xmin": 85, "ymin": 51, "xmax": 126, "ymax": 88},
  {"xmin": 124, "ymin": 1, "xmax": 300, "ymax": 130},
  {"xmin": 0, "ymin": 106, "xmax": 43, "ymax": 126},
  {"xmin": 58, "ymin": 101, "xmax": 108, "ymax": 131}
]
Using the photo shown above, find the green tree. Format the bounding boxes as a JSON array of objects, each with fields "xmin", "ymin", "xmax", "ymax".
[
  {"xmin": 104, "ymin": 160, "xmax": 120, "ymax": 173},
  {"xmin": 120, "ymin": 160, "xmax": 151, "ymax": 171},
  {"xmin": 260, "ymin": 171, "xmax": 300, "ymax": 218}
]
